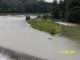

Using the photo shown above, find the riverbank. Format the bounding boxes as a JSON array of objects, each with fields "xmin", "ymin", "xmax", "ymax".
[
  {"xmin": 27, "ymin": 19, "xmax": 62, "ymax": 35},
  {"xmin": 56, "ymin": 22, "xmax": 76, "ymax": 26}
]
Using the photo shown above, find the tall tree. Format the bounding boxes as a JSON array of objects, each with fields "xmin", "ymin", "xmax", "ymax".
[
  {"xmin": 51, "ymin": 0, "xmax": 60, "ymax": 18},
  {"xmin": 65, "ymin": 0, "xmax": 80, "ymax": 23},
  {"xmin": 59, "ymin": 0, "xmax": 65, "ymax": 18}
]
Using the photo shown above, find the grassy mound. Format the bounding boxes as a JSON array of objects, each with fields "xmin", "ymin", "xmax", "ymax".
[{"xmin": 28, "ymin": 20, "xmax": 62, "ymax": 35}]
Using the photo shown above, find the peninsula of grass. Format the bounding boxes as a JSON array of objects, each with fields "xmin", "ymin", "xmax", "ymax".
[{"xmin": 27, "ymin": 19, "xmax": 62, "ymax": 35}]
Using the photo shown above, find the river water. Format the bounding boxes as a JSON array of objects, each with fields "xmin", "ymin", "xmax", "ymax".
[{"xmin": 0, "ymin": 14, "xmax": 80, "ymax": 60}]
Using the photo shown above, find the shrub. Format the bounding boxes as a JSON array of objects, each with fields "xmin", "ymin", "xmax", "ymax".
[
  {"xmin": 42, "ymin": 14, "xmax": 47, "ymax": 19},
  {"xmin": 26, "ymin": 16, "xmax": 30, "ymax": 20},
  {"xmin": 46, "ymin": 14, "xmax": 51, "ymax": 18},
  {"xmin": 42, "ymin": 14, "xmax": 51, "ymax": 19},
  {"xmin": 37, "ymin": 15, "xmax": 41, "ymax": 18}
]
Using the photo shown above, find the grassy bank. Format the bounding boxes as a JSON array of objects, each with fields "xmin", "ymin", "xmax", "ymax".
[{"xmin": 27, "ymin": 19, "xmax": 61, "ymax": 35}]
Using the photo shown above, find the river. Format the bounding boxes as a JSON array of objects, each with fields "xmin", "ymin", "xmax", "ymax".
[{"xmin": 0, "ymin": 14, "xmax": 80, "ymax": 60}]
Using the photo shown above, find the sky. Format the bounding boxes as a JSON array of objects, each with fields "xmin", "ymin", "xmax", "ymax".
[
  {"xmin": 45, "ymin": 0, "xmax": 53, "ymax": 2},
  {"xmin": 45, "ymin": 0, "xmax": 59, "ymax": 2}
]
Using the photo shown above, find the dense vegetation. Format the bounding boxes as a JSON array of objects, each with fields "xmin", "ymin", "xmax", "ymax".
[
  {"xmin": 26, "ymin": 16, "xmax": 30, "ymax": 20},
  {"xmin": 51, "ymin": 0, "xmax": 80, "ymax": 23},
  {"xmin": 28, "ymin": 19, "xmax": 61, "ymax": 35},
  {"xmin": 0, "ymin": 0, "xmax": 52, "ymax": 13},
  {"xmin": 0, "ymin": 0, "xmax": 79, "ymax": 23}
]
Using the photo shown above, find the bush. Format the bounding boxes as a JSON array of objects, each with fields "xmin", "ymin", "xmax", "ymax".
[
  {"xmin": 26, "ymin": 16, "xmax": 30, "ymax": 20},
  {"xmin": 42, "ymin": 14, "xmax": 51, "ymax": 19},
  {"xmin": 46, "ymin": 14, "xmax": 51, "ymax": 18},
  {"xmin": 42, "ymin": 14, "xmax": 47, "ymax": 19},
  {"xmin": 37, "ymin": 15, "xmax": 41, "ymax": 18}
]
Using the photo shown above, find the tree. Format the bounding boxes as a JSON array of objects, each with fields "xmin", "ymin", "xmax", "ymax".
[
  {"xmin": 50, "ymin": 0, "xmax": 80, "ymax": 23},
  {"xmin": 59, "ymin": 0, "xmax": 65, "ymax": 18},
  {"xmin": 51, "ymin": 0, "xmax": 60, "ymax": 19},
  {"xmin": 0, "ymin": 0, "xmax": 52, "ymax": 13},
  {"xmin": 65, "ymin": 0, "xmax": 80, "ymax": 23}
]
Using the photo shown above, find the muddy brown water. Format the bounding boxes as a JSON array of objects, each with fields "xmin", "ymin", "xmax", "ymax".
[{"xmin": 0, "ymin": 14, "xmax": 80, "ymax": 60}]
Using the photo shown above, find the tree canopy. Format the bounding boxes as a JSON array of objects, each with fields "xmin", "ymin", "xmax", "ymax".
[
  {"xmin": 51, "ymin": 0, "xmax": 80, "ymax": 23},
  {"xmin": 0, "ymin": 0, "xmax": 52, "ymax": 13}
]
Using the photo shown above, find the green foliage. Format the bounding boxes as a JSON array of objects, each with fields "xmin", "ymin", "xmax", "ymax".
[
  {"xmin": 42, "ymin": 14, "xmax": 51, "ymax": 19},
  {"xmin": 37, "ymin": 15, "xmax": 41, "ymax": 18},
  {"xmin": 42, "ymin": 14, "xmax": 47, "ymax": 19},
  {"xmin": 45, "ymin": 14, "xmax": 51, "ymax": 18},
  {"xmin": 59, "ymin": 0, "xmax": 65, "ymax": 18},
  {"xmin": 26, "ymin": 16, "xmax": 30, "ymax": 20},
  {"xmin": 60, "ymin": 10, "xmax": 64, "ymax": 18},
  {"xmin": 28, "ymin": 20, "xmax": 61, "ymax": 35},
  {"xmin": 65, "ymin": 0, "xmax": 80, "ymax": 23},
  {"xmin": 0, "ymin": 0, "xmax": 52, "ymax": 13},
  {"xmin": 51, "ymin": 0, "xmax": 60, "ymax": 19},
  {"xmin": 51, "ymin": 0, "xmax": 80, "ymax": 23}
]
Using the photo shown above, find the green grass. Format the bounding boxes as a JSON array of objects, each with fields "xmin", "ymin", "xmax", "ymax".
[{"xmin": 27, "ymin": 19, "xmax": 62, "ymax": 35}]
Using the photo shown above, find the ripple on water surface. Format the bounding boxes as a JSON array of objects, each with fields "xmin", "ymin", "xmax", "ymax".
[{"xmin": 0, "ymin": 47, "xmax": 42, "ymax": 60}]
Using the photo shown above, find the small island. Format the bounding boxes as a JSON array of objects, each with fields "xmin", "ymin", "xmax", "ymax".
[{"xmin": 26, "ymin": 14, "xmax": 62, "ymax": 35}]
